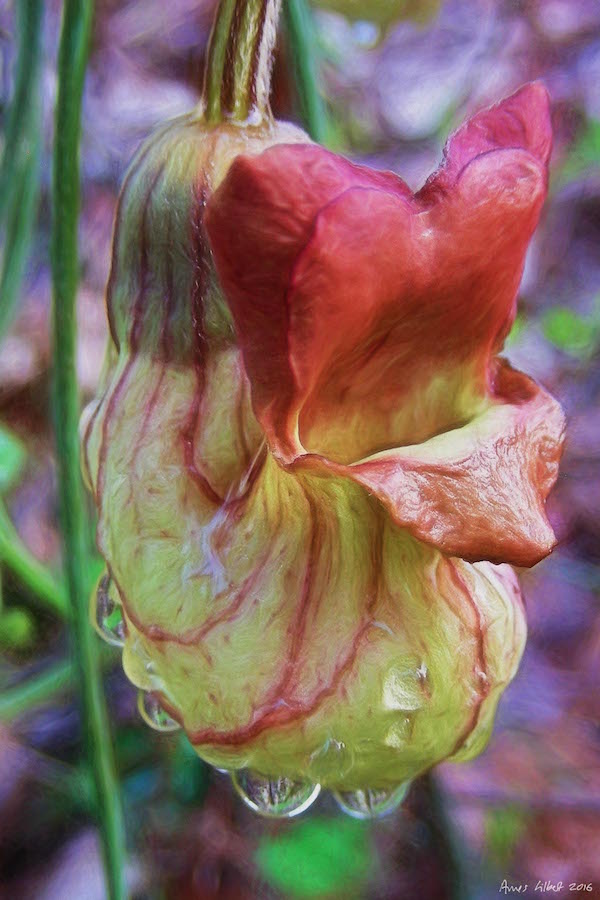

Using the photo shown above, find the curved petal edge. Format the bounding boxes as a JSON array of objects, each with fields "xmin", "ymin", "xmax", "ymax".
[{"xmin": 289, "ymin": 362, "xmax": 565, "ymax": 567}]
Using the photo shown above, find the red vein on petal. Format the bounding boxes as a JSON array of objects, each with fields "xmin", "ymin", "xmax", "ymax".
[
  {"xmin": 446, "ymin": 561, "xmax": 490, "ymax": 757},
  {"xmin": 96, "ymin": 163, "xmax": 166, "ymax": 511},
  {"xmin": 180, "ymin": 174, "xmax": 223, "ymax": 506},
  {"xmin": 162, "ymin": 510, "xmax": 384, "ymax": 749},
  {"xmin": 85, "ymin": 139, "xmax": 169, "ymax": 490}
]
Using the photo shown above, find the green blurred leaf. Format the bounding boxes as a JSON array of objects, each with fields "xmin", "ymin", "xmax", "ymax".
[
  {"xmin": 541, "ymin": 305, "xmax": 600, "ymax": 358},
  {"xmin": 312, "ymin": 0, "xmax": 440, "ymax": 29},
  {"xmin": 485, "ymin": 805, "xmax": 528, "ymax": 870},
  {"xmin": 0, "ymin": 424, "xmax": 26, "ymax": 493},
  {"xmin": 122, "ymin": 766, "xmax": 162, "ymax": 805},
  {"xmin": 0, "ymin": 501, "xmax": 67, "ymax": 617},
  {"xmin": 506, "ymin": 313, "xmax": 525, "ymax": 347},
  {"xmin": 560, "ymin": 118, "xmax": 600, "ymax": 184},
  {"xmin": 0, "ymin": 606, "xmax": 35, "ymax": 649},
  {"xmin": 169, "ymin": 734, "xmax": 209, "ymax": 806},
  {"xmin": 256, "ymin": 817, "xmax": 372, "ymax": 898}
]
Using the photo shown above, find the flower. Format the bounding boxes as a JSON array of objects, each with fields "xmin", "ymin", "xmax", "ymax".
[{"xmin": 83, "ymin": 83, "xmax": 564, "ymax": 793}]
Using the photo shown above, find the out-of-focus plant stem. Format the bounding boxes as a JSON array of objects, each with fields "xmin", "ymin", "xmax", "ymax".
[
  {"xmin": 51, "ymin": 2, "xmax": 126, "ymax": 899},
  {"xmin": 0, "ymin": 649, "xmax": 115, "ymax": 721},
  {"xmin": 0, "ymin": 502, "xmax": 67, "ymax": 617},
  {"xmin": 0, "ymin": 0, "xmax": 44, "ymax": 339},
  {"xmin": 283, "ymin": 0, "xmax": 331, "ymax": 144},
  {"xmin": 0, "ymin": 658, "xmax": 73, "ymax": 721},
  {"xmin": 423, "ymin": 773, "xmax": 473, "ymax": 900}
]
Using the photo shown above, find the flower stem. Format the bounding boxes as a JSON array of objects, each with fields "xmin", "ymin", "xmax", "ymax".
[
  {"xmin": 283, "ymin": 0, "xmax": 331, "ymax": 145},
  {"xmin": 203, "ymin": 0, "xmax": 282, "ymax": 124},
  {"xmin": 51, "ymin": 2, "xmax": 126, "ymax": 899}
]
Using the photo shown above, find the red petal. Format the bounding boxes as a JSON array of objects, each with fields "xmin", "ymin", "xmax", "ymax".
[
  {"xmin": 207, "ymin": 84, "xmax": 551, "ymax": 465},
  {"xmin": 290, "ymin": 362, "xmax": 566, "ymax": 568},
  {"xmin": 205, "ymin": 84, "xmax": 561, "ymax": 566},
  {"xmin": 418, "ymin": 81, "xmax": 552, "ymax": 199},
  {"xmin": 206, "ymin": 144, "xmax": 410, "ymax": 458}
]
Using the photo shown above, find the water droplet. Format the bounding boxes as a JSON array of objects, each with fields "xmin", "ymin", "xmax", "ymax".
[
  {"xmin": 333, "ymin": 782, "xmax": 410, "ymax": 820},
  {"xmin": 232, "ymin": 770, "xmax": 321, "ymax": 818},
  {"xmin": 92, "ymin": 574, "xmax": 125, "ymax": 647},
  {"xmin": 476, "ymin": 669, "xmax": 489, "ymax": 686},
  {"xmin": 137, "ymin": 691, "xmax": 181, "ymax": 733},
  {"xmin": 307, "ymin": 737, "xmax": 355, "ymax": 782},
  {"xmin": 416, "ymin": 662, "xmax": 428, "ymax": 681}
]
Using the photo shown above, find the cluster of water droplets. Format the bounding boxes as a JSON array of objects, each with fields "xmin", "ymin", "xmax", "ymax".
[{"xmin": 92, "ymin": 573, "xmax": 411, "ymax": 820}]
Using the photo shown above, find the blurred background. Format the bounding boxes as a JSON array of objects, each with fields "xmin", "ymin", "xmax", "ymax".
[{"xmin": 0, "ymin": 0, "xmax": 599, "ymax": 897}]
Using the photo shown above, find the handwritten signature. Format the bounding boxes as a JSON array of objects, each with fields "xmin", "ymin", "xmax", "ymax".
[{"xmin": 499, "ymin": 882, "xmax": 594, "ymax": 894}]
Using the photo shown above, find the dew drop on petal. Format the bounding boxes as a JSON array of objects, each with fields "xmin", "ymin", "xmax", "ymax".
[
  {"xmin": 308, "ymin": 737, "xmax": 355, "ymax": 782},
  {"xmin": 231, "ymin": 770, "xmax": 321, "ymax": 818},
  {"xmin": 333, "ymin": 782, "xmax": 410, "ymax": 820},
  {"xmin": 137, "ymin": 690, "xmax": 181, "ymax": 733},
  {"xmin": 92, "ymin": 573, "xmax": 126, "ymax": 647}
]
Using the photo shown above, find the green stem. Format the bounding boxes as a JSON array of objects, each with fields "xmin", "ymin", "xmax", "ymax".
[
  {"xmin": 283, "ymin": 0, "xmax": 331, "ymax": 145},
  {"xmin": 203, "ymin": 0, "xmax": 282, "ymax": 124},
  {"xmin": 0, "ymin": 0, "xmax": 44, "ymax": 339},
  {"xmin": 0, "ymin": 502, "xmax": 67, "ymax": 617},
  {"xmin": 51, "ymin": 3, "xmax": 126, "ymax": 899}
]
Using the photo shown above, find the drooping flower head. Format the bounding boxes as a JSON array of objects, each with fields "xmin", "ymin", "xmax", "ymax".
[{"xmin": 82, "ymin": 76, "xmax": 564, "ymax": 809}]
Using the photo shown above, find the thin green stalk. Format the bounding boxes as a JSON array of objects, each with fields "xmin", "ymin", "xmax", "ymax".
[
  {"xmin": 51, "ymin": 2, "xmax": 126, "ymax": 899},
  {"xmin": 0, "ymin": 502, "xmax": 67, "ymax": 617},
  {"xmin": 283, "ymin": 0, "xmax": 331, "ymax": 144},
  {"xmin": 0, "ymin": 0, "xmax": 44, "ymax": 338}
]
